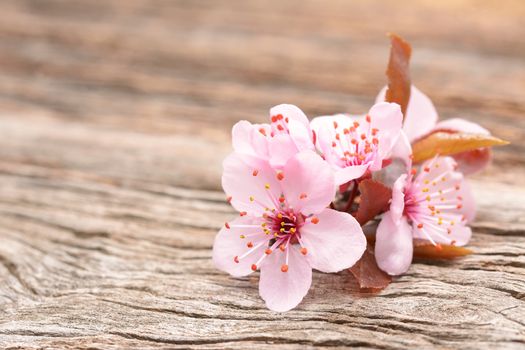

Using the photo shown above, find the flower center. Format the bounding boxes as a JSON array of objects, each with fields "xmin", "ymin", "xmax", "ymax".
[
  {"xmin": 226, "ymin": 184, "xmax": 315, "ymax": 273},
  {"xmin": 403, "ymin": 158, "xmax": 466, "ymax": 246},
  {"xmin": 264, "ymin": 209, "xmax": 303, "ymax": 243},
  {"xmin": 330, "ymin": 117, "xmax": 380, "ymax": 167}
]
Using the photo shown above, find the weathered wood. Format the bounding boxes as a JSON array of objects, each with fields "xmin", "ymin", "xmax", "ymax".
[{"xmin": 0, "ymin": 1, "xmax": 524, "ymax": 349}]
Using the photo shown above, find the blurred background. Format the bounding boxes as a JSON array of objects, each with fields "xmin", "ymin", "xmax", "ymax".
[
  {"xmin": 1, "ymin": 2, "xmax": 524, "ymax": 347},
  {"xmin": 0, "ymin": 0, "xmax": 523, "ymax": 190}
]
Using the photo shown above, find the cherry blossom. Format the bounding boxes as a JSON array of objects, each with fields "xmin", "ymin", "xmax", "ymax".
[
  {"xmin": 232, "ymin": 104, "xmax": 315, "ymax": 169},
  {"xmin": 310, "ymin": 102, "xmax": 403, "ymax": 185},
  {"xmin": 375, "ymin": 156, "xmax": 475, "ymax": 275},
  {"xmin": 213, "ymin": 151, "xmax": 366, "ymax": 311},
  {"xmin": 376, "ymin": 85, "xmax": 493, "ymax": 174}
]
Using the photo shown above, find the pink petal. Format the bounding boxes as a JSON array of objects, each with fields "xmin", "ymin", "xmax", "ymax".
[
  {"xmin": 412, "ymin": 221, "xmax": 471, "ymax": 247},
  {"xmin": 390, "ymin": 131, "xmax": 413, "ymax": 167},
  {"xmin": 268, "ymin": 134, "xmax": 299, "ymax": 169},
  {"xmin": 300, "ymin": 208, "xmax": 366, "ymax": 273},
  {"xmin": 310, "ymin": 114, "xmax": 355, "ymax": 163},
  {"xmin": 232, "ymin": 120, "xmax": 269, "ymax": 159},
  {"xmin": 408, "ymin": 156, "xmax": 471, "ymax": 246},
  {"xmin": 434, "ymin": 118, "xmax": 490, "ymax": 135},
  {"xmin": 270, "ymin": 104, "xmax": 310, "ymax": 130},
  {"xmin": 213, "ymin": 216, "xmax": 267, "ymax": 277},
  {"xmin": 447, "ymin": 225, "xmax": 472, "ymax": 247},
  {"xmin": 376, "ymin": 85, "xmax": 438, "ymax": 142},
  {"xmin": 288, "ymin": 118, "xmax": 314, "ymax": 152},
  {"xmin": 281, "ymin": 151, "xmax": 335, "ymax": 216},
  {"xmin": 368, "ymin": 102, "xmax": 403, "ymax": 169},
  {"xmin": 222, "ymin": 153, "xmax": 282, "ymax": 216},
  {"xmin": 452, "ymin": 148, "xmax": 492, "ymax": 175},
  {"xmin": 390, "ymin": 174, "xmax": 407, "ymax": 224},
  {"xmin": 459, "ymin": 180, "xmax": 476, "ymax": 223},
  {"xmin": 375, "ymin": 212, "xmax": 413, "ymax": 276},
  {"xmin": 334, "ymin": 164, "xmax": 369, "ymax": 186},
  {"xmin": 259, "ymin": 245, "xmax": 312, "ymax": 312}
]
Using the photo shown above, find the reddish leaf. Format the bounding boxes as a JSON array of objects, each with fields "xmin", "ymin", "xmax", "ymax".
[
  {"xmin": 349, "ymin": 244, "xmax": 391, "ymax": 291},
  {"xmin": 355, "ymin": 179, "xmax": 392, "ymax": 225},
  {"xmin": 385, "ymin": 33, "xmax": 412, "ymax": 117},
  {"xmin": 412, "ymin": 131, "xmax": 509, "ymax": 163},
  {"xmin": 413, "ymin": 239, "xmax": 473, "ymax": 259}
]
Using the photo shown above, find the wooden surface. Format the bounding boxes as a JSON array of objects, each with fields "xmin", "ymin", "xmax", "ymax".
[{"xmin": 0, "ymin": 1, "xmax": 524, "ymax": 349}]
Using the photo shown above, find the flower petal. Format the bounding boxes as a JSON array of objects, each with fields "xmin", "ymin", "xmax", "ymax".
[
  {"xmin": 232, "ymin": 120, "xmax": 269, "ymax": 159},
  {"xmin": 288, "ymin": 118, "xmax": 314, "ymax": 152},
  {"xmin": 213, "ymin": 216, "xmax": 267, "ymax": 277},
  {"xmin": 300, "ymin": 208, "xmax": 366, "ymax": 273},
  {"xmin": 222, "ymin": 153, "xmax": 282, "ymax": 216},
  {"xmin": 376, "ymin": 85, "xmax": 438, "ymax": 142},
  {"xmin": 390, "ymin": 174, "xmax": 407, "ymax": 225},
  {"xmin": 310, "ymin": 114, "xmax": 357, "ymax": 165},
  {"xmin": 375, "ymin": 213, "xmax": 413, "ymax": 276},
  {"xmin": 268, "ymin": 134, "xmax": 299, "ymax": 169},
  {"xmin": 369, "ymin": 102, "xmax": 403, "ymax": 169},
  {"xmin": 270, "ymin": 104, "xmax": 310, "ymax": 130},
  {"xmin": 281, "ymin": 151, "xmax": 335, "ymax": 216},
  {"xmin": 390, "ymin": 130, "xmax": 413, "ymax": 167},
  {"xmin": 259, "ymin": 245, "xmax": 312, "ymax": 312},
  {"xmin": 447, "ymin": 225, "xmax": 472, "ymax": 247},
  {"xmin": 434, "ymin": 118, "xmax": 490, "ymax": 135},
  {"xmin": 334, "ymin": 164, "xmax": 369, "ymax": 186},
  {"xmin": 459, "ymin": 180, "xmax": 476, "ymax": 223},
  {"xmin": 452, "ymin": 148, "xmax": 492, "ymax": 175}
]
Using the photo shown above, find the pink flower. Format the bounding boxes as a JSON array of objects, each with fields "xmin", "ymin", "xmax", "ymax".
[
  {"xmin": 232, "ymin": 104, "xmax": 315, "ymax": 169},
  {"xmin": 310, "ymin": 102, "xmax": 403, "ymax": 185},
  {"xmin": 376, "ymin": 86, "xmax": 492, "ymax": 174},
  {"xmin": 375, "ymin": 156, "xmax": 476, "ymax": 275},
  {"xmin": 213, "ymin": 151, "xmax": 366, "ymax": 311}
]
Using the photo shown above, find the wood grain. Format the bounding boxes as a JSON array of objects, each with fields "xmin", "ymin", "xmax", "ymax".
[{"xmin": 0, "ymin": 1, "xmax": 524, "ymax": 349}]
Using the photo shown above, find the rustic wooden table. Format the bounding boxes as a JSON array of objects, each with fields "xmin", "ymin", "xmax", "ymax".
[{"xmin": 0, "ymin": 1, "xmax": 524, "ymax": 349}]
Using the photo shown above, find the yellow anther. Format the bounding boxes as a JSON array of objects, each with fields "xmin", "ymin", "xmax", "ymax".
[
  {"xmin": 249, "ymin": 196, "xmax": 254, "ymax": 202},
  {"xmin": 240, "ymin": 235, "xmax": 245, "ymax": 239},
  {"xmin": 265, "ymin": 183, "xmax": 270, "ymax": 189},
  {"xmin": 277, "ymin": 213, "xmax": 283, "ymax": 219},
  {"xmin": 422, "ymin": 188, "xmax": 429, "ymax": 193}
]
